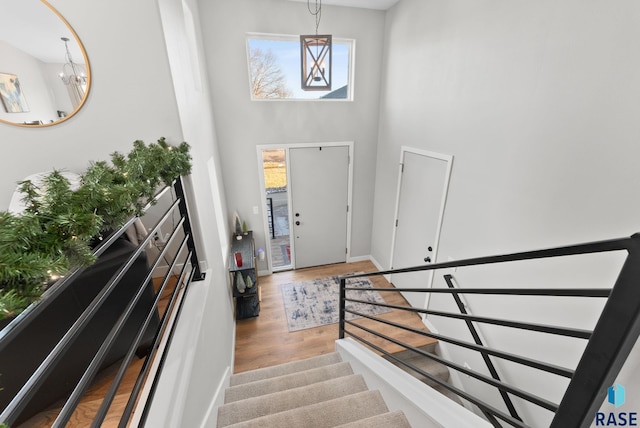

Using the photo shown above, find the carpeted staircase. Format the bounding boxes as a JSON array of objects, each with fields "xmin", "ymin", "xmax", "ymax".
[
  {"xmin": 217, "ymin": 352, "xmax": 412, "ymax": 427},
  {"xmin": 384, "ymin": 343, "xmax": 463, "ymax": 405}
]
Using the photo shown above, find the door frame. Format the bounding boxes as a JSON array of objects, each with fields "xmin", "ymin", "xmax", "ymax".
[
  {"xmin": 256, "ymin": 141, "xmax": 354, "ymax": 274},
  {"xmin": 389, "ymin": 146, "xmax": 454, "ymax": 292}
]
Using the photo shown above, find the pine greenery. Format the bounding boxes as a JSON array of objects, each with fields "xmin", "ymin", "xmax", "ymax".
[{"xmin": 0, "ymin": 138, "xmax": 191, "ymax": 321}]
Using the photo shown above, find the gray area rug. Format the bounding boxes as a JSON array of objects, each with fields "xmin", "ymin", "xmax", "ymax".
[{"xmin": 281, "ymin": 274, "xmax": 391, "ymax": 332}]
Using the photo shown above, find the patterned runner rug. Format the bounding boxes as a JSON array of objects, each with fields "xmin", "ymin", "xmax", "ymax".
[{"xmin": 281, "ymin": 274, "xmax": 392, "ymax": 332}]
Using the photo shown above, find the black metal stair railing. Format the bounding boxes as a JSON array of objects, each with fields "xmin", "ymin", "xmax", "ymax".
[
  {"xmin": 0, "ymin": 177, "xmax": 203, "ymax": 427},
  {"xmin": 338, "ymin": 233, "xmax": 640, "ymax": 428}
]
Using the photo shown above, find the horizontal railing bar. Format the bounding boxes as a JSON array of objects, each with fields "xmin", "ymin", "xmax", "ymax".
[
  {"xmin": 345, "ymin": 318, "xmax": 559, "ymax": 412},
  {"xmin": 136, "ymin": 263, "xmax": 195, "ymax": 428},
  {"xmin": 119, "ymin": 252, "xmax": 193, "ymax": 427},
  {"xmin": 0, "ymin": 186, "xmax": 177, "ymax": 349},
  {"xmin": 345, "ymin": 286, "xmax": 611, "ymax": 298},
  {"xmin": 52, "ymin": 226, "xmax": 187, "ymax": 427},
  {"xmin": 346, "ymin": 308, "xmax": 574, "ymax": 378},
  {"xmin": 341, "ymin": 235, "xmax": 632, "ymax": 281},
  {"xmin": 0, "ymin": 220, "xmax": 135, "ymax": 348},
  {"xmin": 83, "ymin": 184, "xmax": 174, "ymax": 260},
  {"xmin": 95, "ymin": 240, "xmax": 190, "ymax": 428},
  {"xmin": 0, "ymin": 199, "xmax": 180, "ymax": 424},
  {"xmin": 343, "ymin": 328, "xmax": 529, "ymax": 428},
  {"xmin": 346, "ymin": 296, "xmax": 592, "ymax": 340}
]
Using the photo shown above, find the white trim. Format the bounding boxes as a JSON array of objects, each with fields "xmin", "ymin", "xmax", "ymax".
[
  {"xmin": 200, "ymin": 366, "xmax": 231, "ymax": 428},
  {"xmin": 389, "ymin": 147, "xmax": 454, "ymax": 311},
  {"xmin": 335, "ymin": 338, "xmax": 492, "ymax": 428},
  {"xmin": 347, "ymin": 254, "xmax": 372, "ymax": 263},
  {"xmin": 256, "ymin": 142, "xmax": 354, "ymax": 275},
  {"xmin": 133, "ymin": 269, "xmax": 195, "ymax": 427}
]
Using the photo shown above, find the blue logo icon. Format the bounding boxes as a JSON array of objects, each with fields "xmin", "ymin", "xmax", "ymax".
[{"xmin": 608, "ymin": 384, "xmax": 626, "ymax": 408}]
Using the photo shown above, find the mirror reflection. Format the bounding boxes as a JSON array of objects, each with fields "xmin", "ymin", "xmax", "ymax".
[{"xmin": 0, "ymin": 0, "xmax": 90, "ymax": 127}]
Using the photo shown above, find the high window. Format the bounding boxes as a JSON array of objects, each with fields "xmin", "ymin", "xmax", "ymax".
[{"xmin": 246, "ymin": 34, "xmax": 354, "ymax": 101}]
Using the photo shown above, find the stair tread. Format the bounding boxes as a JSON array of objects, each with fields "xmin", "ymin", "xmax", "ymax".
[
  {"xmin": 230, "ymin": 352, "xmax": 342, "ymax": 386},
  {"xmin": 384, "ymin": 345, "xmax": 451, "ymax": 388},
  {"xmin": 217, "ymin": 374, "xmax": 368, "ymax": 427},
  {"xmin": 222, "ymin": 390, "xmax": 389, "ymax": 428},
  {"xmin": 224, "ymin": 361, "xmax": 354, "ymax": 403},
  {"xmin": 334, "ymin": 410, "xmax": 412, "ymax": 428},
  {"xmin": 433, "ymin": 384, "xmax": 464, "ymax": 405}
]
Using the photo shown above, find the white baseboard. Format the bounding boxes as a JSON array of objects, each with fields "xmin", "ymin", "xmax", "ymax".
[
  {"xmin": 347, "ymin": 254, "xmax": 372, "ymax": 263},
  {"xmin": 368, "ymin": 255, "xmax": 385, "ymax": 272},
  {"xmin": 201, "ymin": 366, "xmax": 231, "ymax": 428}
]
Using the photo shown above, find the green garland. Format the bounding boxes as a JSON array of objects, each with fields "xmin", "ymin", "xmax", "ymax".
[{"xmin": 0, "ymin": 138, "xmax": 191, "ymax": 321}]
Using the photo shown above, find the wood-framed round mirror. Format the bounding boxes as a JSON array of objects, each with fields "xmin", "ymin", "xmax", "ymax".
[{"xmin": 0, "ymin": 0, "xmax": 91, "ymax": 128}]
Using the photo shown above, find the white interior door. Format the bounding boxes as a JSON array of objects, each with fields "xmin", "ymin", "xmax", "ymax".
[
  {"xmin": 289, "ymin": 146, "xmax": 349, "ymax": 269},
  {"xmin": 391, "ymin": 148, "xmax": 452, "ymax": 309}
]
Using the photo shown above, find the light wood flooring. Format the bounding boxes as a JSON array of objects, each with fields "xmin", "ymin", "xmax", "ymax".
[
  {"xmin": 18, "ymin": 261, "xmax": 433, "ymax": 426},
  {"xmin": 18, "ymin": 276, "xmax": 179, "ymax": 428},
  {"xmin": 234, "ymin": 260, "xmax": 436, "ymax": 374}
]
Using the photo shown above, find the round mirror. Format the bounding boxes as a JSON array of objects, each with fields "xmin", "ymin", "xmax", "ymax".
[{"xmin": 0, "ymin": 0, "xmax": 90, "ymax": 128}]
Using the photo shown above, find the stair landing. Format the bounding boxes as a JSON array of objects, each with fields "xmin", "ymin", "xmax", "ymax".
[{"xmin": 234, "ymin": 260, "xmax": 436, "ymax": 373}]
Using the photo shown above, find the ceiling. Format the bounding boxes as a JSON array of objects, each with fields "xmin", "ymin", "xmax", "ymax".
[
  {"xmin": 287, "ymin": 0, "xmax": 400, "ymax": 11},
  {"xmin": 2, "ymin": 0, "xmax": 85, "ymax": 64}
]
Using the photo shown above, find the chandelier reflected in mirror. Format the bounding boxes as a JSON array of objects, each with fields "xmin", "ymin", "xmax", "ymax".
[{"xmin": 58, "ymin": 36, "xmax": 87, "ymax": 107}]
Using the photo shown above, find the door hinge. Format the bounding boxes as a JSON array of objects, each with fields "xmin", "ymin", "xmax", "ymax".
[
  {"xmin": 395, "ymin": 219, "xmax": 399, "ymax": 227},
  {"xmin": 347, "ymin": 205, "xmax": 349, "ymax": 212},
  {"xmin": 400, "ymin": 163, "xmax": 404, "ymax": 173},
  {"xmin": 346, "ymin": 247, "xmax": 348, "ymax": 254}
]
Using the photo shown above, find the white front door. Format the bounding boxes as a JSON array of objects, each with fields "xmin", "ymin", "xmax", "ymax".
[
  {"xmin": 391, "ymin": 148, "xmax": 453, "ymax": 309},
  {"xmin": 289, "ymin": 146, "xmax": 349, "ymax": 269}
]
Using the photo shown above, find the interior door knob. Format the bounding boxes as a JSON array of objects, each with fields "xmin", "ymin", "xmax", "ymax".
[
  {"xmin": 295, "ymin": 221, "xmax": 300, "ymax": 226},
  {"xmin": 428, "ymin": 246, "xmax": 433, "ymax": 252},
  {"xmin": 424, "ymin": 257, "xmax": 431, "ymax": 263}
]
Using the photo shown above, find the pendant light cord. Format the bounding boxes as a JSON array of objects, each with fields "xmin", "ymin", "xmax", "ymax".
[{"xmin": 307, "ymin": 0, "xmax": 322, "ymax": 34}]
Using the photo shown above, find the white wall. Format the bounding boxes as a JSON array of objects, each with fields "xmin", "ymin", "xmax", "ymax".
[
  {"xmin": 0, "ymin": 0, "xmax": 184, "ymax": 207},
  {"xmin": 0, "ymin": 41, "xmax": 58, "ymax": 124},
  {"xmin": 145, "ymin": 0, "xmax": 236, "ymax": 426},
  {"xmin": 0, "ymin": 1, "xmax": 236, "ymax": 426},
  {"xmin": 373, "ymin": 0, "xmax": 640, "ymax": 426},
  {"xmin": 198, "ymin": 0, "xmax": 385, "ymax": 271}
]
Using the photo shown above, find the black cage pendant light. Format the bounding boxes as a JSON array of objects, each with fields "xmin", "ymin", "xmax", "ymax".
[{"xmin": 300, "ymin": 0, "xmax": 331, "ymax": 91}]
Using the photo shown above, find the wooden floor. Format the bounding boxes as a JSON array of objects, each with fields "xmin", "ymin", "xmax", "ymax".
[
  {"xmin": 234, "ymin": 260, "xmax": 436, "ymax": 374},
  {"xmin": 18, "ymin": 276, "xmax": 178, "ymax": 428},
  {"xmin": 19, "ymin": 261, "xmax": 433, "ymax": 426}
]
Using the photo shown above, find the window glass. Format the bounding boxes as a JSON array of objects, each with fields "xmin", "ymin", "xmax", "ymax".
[{"xmin": 247, "ymin": 34, "xmax": 353, "ymax": 100}]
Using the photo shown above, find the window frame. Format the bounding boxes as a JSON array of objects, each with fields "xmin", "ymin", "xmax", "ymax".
[{"xmin": 246, "ymin": 32, "xmax": 355, "ymax": 102}]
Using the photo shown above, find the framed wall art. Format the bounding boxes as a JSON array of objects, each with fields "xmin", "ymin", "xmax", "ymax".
[{"xmin": 0, "ymin": 72, "xmax": 30, "ymax": 113}]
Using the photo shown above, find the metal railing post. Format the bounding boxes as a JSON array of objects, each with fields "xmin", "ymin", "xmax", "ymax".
[
  {"xmin": 551, "ymin": 233, "xmax": 640, "ymax": 428},
  {"xmin": 174, "ymin": 177, "xmax": 204, "ymax": 281},
  {"xmin": 339, "ymin": 277, "xmax": 346, "ymax": 339}
]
